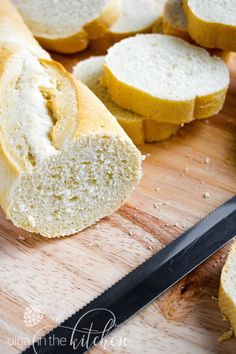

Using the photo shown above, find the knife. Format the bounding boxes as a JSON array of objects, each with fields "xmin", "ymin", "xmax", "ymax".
[{"xmin": 22, "ymin": 195, "xmax": 236, "ymax": 354}]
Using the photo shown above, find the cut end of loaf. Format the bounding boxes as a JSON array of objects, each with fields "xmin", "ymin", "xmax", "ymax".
[
  {"xmin": 8, "ymin": 136, "xmax": 142, "ymax": 237},
  {"xmin": 0, "ymin": 46, "xmax": 142, "ymax": 237}
]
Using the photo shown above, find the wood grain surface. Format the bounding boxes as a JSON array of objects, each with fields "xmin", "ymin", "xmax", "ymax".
[{"xmin": 0, "ymin": 52, "xmax": 236, "ymax": 354}]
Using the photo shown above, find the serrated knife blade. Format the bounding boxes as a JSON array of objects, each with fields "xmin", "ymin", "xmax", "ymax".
[{"xmin": 22, "ymin": 196, "xmax": 236, "ymax": 354}]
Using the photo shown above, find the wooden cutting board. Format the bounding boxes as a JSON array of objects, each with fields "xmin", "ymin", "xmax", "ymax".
[{"xmin": 0, "ymin": 51, "xmax": 236, "ymax": 354}]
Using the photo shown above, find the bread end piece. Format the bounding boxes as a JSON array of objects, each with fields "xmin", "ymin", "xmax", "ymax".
[{"xmin": 219, "ymin": 242, "xmax": 236, "ymax": 336}]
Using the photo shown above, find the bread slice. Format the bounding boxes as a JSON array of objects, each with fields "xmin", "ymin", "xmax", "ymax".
[
  {"xmin": 0, "ymin": 0, "xmax": 142, "ymax": 237},
  {"xmin": 16, "ymin": 0, "xmax": 121, "ymax": 53},
  {"xmin": 90, "ymin": 0, "xmax": 165, "ymax": 53},
  {"xmin": 163, "ymin": 0, "xmax": 190, "ymax": 41},
  {"xmin": 103, "ymin": 34, "xmax": 230, "ymax": 124},
  {"xmin": 183, "ymin": 0, "xmax": 236, "ymax": 51},
  {"xmin": 73, "ymin": 56, "xmax": 180, "ymax": 144},
  {"xmin": 219, "ymin": 242, "xmax": 236, "ymax": 336}
]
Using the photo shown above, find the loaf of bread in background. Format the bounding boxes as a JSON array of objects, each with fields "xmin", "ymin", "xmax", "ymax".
[
  {"xmin": 103, "ymin": 34, "xmax": 230, "ymax": 124},
  {"xmin": 73, "ymin": 56, "xmax": 180, "ymax": 144},
  {"xmin": 0, "ymin": 0, "xmax": 142, "ymax": 237},
  {"xmin": 183, "ymin": 0, "xmax": 236, "ymax": 51},
  {"xmin": 16, "ymin": 0, "xmax": 122, "ymax": 53},
  {"xmin": 219, "ymin": 242, "xmax": 236, "ymax": 337}
]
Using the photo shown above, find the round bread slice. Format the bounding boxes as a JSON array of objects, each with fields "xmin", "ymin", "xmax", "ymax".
[
  {"xmin": 0, "ymin": 47, "xmax": 142, "ymax": 237},
  {"xmin": 90, "ymin": 0, "xmax": 165, "ymax": 53},
  {"xmin": 104, "ymin": 34, "xmax": 230, "ymax": 124},
  {"xmin": 183, "ymin": 0, "xmax": 236, "ymax": 51},
  {"xmin": 163, "ymin": 0, "xmax": 190, "ymax": 41},
  {"xmin": 16, "ymin": 0, "xmax": 121, "ymax": 53},
  {"xmin": 219, "ymin": 242, "xmax": 236, "ymax": 336},
  {"xmin": 73, "ymin": 56, "xmax": 180, "ymax": 144}
]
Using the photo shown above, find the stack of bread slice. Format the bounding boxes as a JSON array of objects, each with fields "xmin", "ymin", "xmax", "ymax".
[
  {"xmin": 74, "ymin": 34, "xmax": 229, "ymax": 144},
  {"xmin": 219, "ymin": 242, "xmax": 236, "ymax": 337},
  {"xmin": 16, "ymin": 0, "xmax": 165, "ymax": 54},
  {"xmin": 0, "ymin": 0, "xmax": 142, "ymax": 237},
  {"xmin": 73, "ymin": 56, "xmax": 180, "ymax": 144}
]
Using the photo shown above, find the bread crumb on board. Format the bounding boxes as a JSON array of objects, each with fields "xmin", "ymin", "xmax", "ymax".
[
  {"xmin": 18, "ymin": 235, "xmax": 25, "ymax": 241},
  {"xmin": 203, "ymin": 192, "xmax": 211, "ymax": 199},
  {"xmin": 204, "ymin": 157, "xmax": 210, "ymax": 164}
]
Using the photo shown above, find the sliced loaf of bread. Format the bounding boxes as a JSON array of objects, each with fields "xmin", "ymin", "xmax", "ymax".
[
  {"xmin": 90, "ymin": 0, "xmax": 164, "ymax": 53},
  {"xmin": 219, "ymin": 242, "xmax": 236, "ymax": 336},
  {"xmin": 163, "ymin": 0, "xmax": 190, "ymax": 41},
  {"xmin": 16, "ymin": 0, "xmax": 121, "ymax": 53},
  {"xmin": 0, "ymin": 0, "xmax": 142, "ymax": 237},
  {"xmin": 103, "ymin": 34, "xmax": 230, "ymax": 124},
  {"xmin": 73, "ymin": 56, "xmax": 180, "ymax": 144},
  {"xmin": 183, "ymin": 0, "xmax": 236, "ymax": 51}
]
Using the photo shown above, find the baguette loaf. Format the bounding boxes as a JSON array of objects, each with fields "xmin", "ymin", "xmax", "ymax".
[
  {"xmin": 0, "ymin": 0, "xmax": 142, "ymax": 237},
  {"xmin": 219, "ymin": 242, "xmax": 236, "ymax": 336},
  {"xmin": 163, "ymin": 0, "xmax": 190, "ymax": 41},
  {"xmin": 16, "ymin": 0, "xmax": 121, "ymax": 53},
  {"xmin": 90, "ymin": 0, "xmax": 164, "ymax": 53},
  {"xmin": 183, "ymin": 0, "xmax": 236, "ymax": 51},
  {"xmin": 103, "ymin": 34, "xmax": 230, "ymax": 124},
  {"xmin": 73, "ymin": 56, "xmax": 180, "ymax": 144}
]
